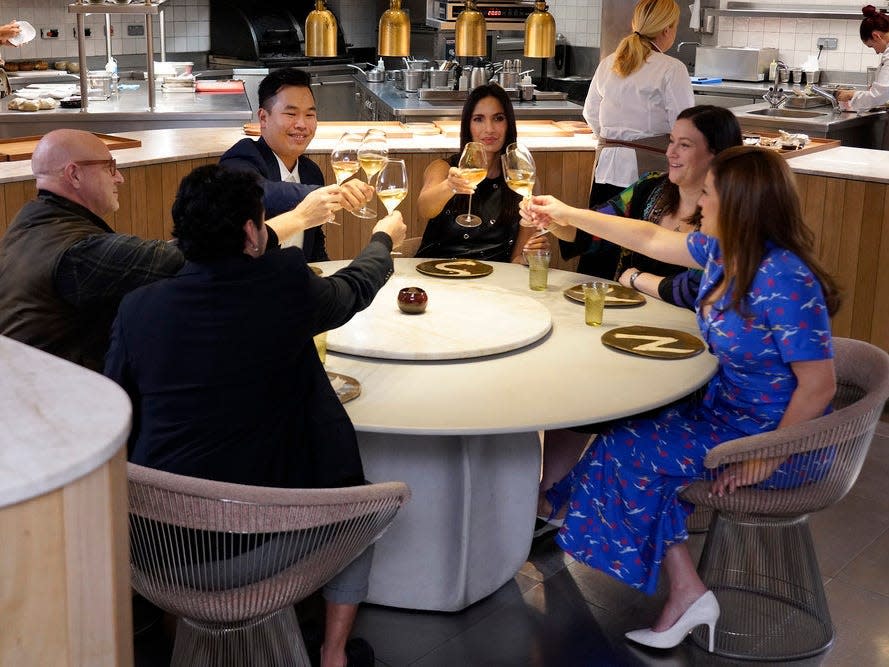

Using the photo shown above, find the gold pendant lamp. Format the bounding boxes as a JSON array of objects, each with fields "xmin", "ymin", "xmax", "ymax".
[
  {"xmin": 305, "ymin": 0, "xmax": 338, "ymax": 57},
  {"xmin": 378, "ymin": 0, "xmax": 410, "ymax": 57},
  {"xmin": 524, "ymin": 0, "xmax": 556, "ymax": 58},
  {"xmin": 455, "ymin": 0, "xmax": 487, "ymax": 58}
]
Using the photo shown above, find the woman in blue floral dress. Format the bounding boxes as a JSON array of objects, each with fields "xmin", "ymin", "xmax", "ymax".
[{"xmin": 523, "ymin": 147, "xmax": 841, "ymax": 652}]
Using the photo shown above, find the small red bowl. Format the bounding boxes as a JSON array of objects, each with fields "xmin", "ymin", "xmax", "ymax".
[{"xmin": 397, "ymin": 286, "xmax": 428, "ymax": 314}]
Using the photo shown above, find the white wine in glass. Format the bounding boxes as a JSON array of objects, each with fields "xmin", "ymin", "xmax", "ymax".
[
  {"xmin": 502, "ymin": 142, "xmax": 538, "ymax": 226},
  {"xmin": 327, "ymin": 132, "xmax": 362, "ymax": 225},
  {"xmin": 354, "ymin": 130, "xmax": 389, "ymax": 219},
  {"xmin": 376, "ymin": 159, "xmax": 408, "ymax": 214},
  {"xmin": 455, "ymin": 141, "xmax": 488, "ymax": 228}
]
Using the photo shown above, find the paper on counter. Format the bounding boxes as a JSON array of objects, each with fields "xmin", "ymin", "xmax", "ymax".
[{"xmin": 689, "ymin": 1, "xmax": 701, "ymax": 31}]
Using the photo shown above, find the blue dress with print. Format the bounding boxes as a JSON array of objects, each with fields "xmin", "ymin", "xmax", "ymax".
[{"xmin": 548, "ymin": 232, "xmax": 834, "ymax": 595}]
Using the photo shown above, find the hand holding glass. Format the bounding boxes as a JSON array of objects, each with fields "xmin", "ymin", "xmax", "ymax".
[
  {"xmin": 354, "ymin": 130, "xmax": 389, "ymax": 219},
  {"xmin": 455, "ymin": 141, "xmax": 488, "ymax": 228}
]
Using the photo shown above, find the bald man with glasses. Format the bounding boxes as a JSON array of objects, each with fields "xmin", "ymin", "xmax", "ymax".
[
  {"xmin": 0, "ymin": 129, "xmax": 346, "ymax": 371},
  {"xmin": 0, "ymin": 129, "xmax": 184, "ymax": 370}
]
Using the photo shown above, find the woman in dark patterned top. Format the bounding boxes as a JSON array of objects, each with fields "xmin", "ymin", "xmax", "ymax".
[{"xmin": 558, "ymin": 105, "xmax": 741, "ymax": 308}]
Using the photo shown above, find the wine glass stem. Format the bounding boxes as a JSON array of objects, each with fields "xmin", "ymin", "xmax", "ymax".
[{"xmin": 467, "ymin": 193, "xmax": 474, "ymax": 219}]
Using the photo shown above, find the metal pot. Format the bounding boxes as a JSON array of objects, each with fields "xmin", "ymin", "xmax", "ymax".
[
  {"xmin": 347, "ymin": 63, "xmax": 385, "ymax": 83},
  {"xmin": 403, "ymin": 69, "xmax": 426, "ymax": 92},
  {"xmin": 428, "ymin": 69, "xmax": 451, "ymax": 88},
  {"xmin": 469, "ymin": 66, "xmax": 489, "ymax": 90},
  {"xmin": 403, "ymin": 58, "xmax": 430, "ymax": 71}
]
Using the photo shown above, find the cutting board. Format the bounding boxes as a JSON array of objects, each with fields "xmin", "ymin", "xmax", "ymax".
[
  {"xmin": 748, "ymin": 132, "xmax": 841, "ymax": 158},
  {"xmin": 0, "ymin": 133, "xmax": 141, "ymax": 162},
  {"xmin": 553, "ymin": 120, "xmax": 593, "ymax": 135},
  {"xmin": 243, "ymin": 121, "xmax": 413, "ymax": 139},
  {"xmin": 433, "ymin": 119, "xmax": 572, "ymax": 138}
]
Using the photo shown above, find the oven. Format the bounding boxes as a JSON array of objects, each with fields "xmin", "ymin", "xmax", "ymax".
[
  {"xmin": 491, "ymin": 31, "xmax": 566, "ymax": 80},
  {"xmin": 426, "ymin": 0, "xmax": 537, "ymax": 31}
]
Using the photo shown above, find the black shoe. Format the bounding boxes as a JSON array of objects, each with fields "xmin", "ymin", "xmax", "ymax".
[
  {"xmin": 345, "ymin": 637, "xmax": 375, "ymax": 667},
  {"xmin": 301, "ymin": 627, "xmax": 374, "ymax": 667}
]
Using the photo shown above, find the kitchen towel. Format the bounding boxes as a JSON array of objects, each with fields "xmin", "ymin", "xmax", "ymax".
[{"xmin": 689, "ymin": 1, "xmax": 701, "ymax": 31}]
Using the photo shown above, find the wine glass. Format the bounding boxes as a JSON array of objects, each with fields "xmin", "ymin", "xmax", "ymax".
[
  {"xmin": 502, "ymin": 142, "xmax": 537, "ymax": 227},
  {"xmin": 327, "ymin": 132, "xmax": 362, "ymax": 224},
  {"xmin": 354, "ymin": 130, "xmax": 389, "ymax": 219},
  {"xmin": 455, "ymin": 141, "xmax": 488, "ymax": 228},
  {"xmin": 376, "ymin": 159, "xmax": 408, "ymax": 215}
]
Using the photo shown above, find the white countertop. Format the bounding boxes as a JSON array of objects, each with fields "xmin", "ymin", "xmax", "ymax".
[
  {"xmin": 0, "ymin": 126, "xmax": 598, "ymax": 184},
  {"xmin": 0, "ymin": 336, "xmax": 132, "ymax": 508},
  {"xmin": 320, "ymin": 258, "xmax": 719, "ymax": 435},
  {"xmin": 786, "ymin": 145, "xmax": 889, "ymax": 183}
]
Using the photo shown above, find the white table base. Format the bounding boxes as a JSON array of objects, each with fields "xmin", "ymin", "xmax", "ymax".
[{"xmin": 360, "ymin": 431, "xmax": 541, "ymax": 612}]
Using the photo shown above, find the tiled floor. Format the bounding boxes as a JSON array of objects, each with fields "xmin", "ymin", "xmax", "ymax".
[{"xmin": 136, "ymin": 419, "xmax": 889, "ymax": 666}]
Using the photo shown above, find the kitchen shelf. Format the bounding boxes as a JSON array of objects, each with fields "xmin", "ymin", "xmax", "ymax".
[
  {"xmin": 67, "ymin": 0, "xmax": 169, "ymax": 112},
  {"xmin": 67, "ymin": 0, "xmax": 166, "ymax": 16},
  {"xmin": 716, "ymin": 2, "xmax": 886, "ymax": 20}
]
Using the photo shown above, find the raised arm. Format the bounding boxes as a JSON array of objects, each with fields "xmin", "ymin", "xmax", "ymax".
[
  {"xmin": 524, "ymin": 195, "xmax": 700, "ymax": 269},
  {"xmin": 416, "ymin": 158, "xmax": 480, "ymax": 220}
]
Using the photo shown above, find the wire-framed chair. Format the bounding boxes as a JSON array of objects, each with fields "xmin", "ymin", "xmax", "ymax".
[
  {"xmin": 680, "ymin": 337, "xmax": 889, "ymax": 660},
  {"xmin": 127, "ymin": 463, "xmax": 410, "ymax": 666}
]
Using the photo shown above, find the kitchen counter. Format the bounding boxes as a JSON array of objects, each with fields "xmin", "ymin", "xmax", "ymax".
[
  {"xmin": 355, "ymin": 79, "xmax": 584, "ymax": 121},
  {"xmin": 0, "ymin": 81, "xmax": 252, "ymax": 139}
]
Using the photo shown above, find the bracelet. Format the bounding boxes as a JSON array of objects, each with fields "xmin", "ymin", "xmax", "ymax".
[{"xmin": 628, "ymin": 270, "xmax": 642, "ymax": 290}]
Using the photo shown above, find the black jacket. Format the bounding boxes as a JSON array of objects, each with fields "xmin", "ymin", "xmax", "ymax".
[
  {"xmin": 220, "ymin": 136, "xmax": 328, "ymax": 262},
  {"xmin": 105, "ymin": 234, "xmax": 394, "ymax": 489}
]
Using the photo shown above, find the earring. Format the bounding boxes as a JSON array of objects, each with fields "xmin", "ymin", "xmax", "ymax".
[{"xmin": 252, "ymin": 245, "xmax": 259, "ymax": 252}]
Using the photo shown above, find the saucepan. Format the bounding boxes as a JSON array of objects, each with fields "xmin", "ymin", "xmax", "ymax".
[{"xmin": 347, "ymin": 63, "xmax": 385, "ymax": 83}]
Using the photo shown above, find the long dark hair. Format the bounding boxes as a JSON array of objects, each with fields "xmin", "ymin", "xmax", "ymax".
[
  {"xmin": 458, "ymin": 84, "xmax": 518, "ymax": 153},
  {"xmin": 860, "ymin": 5, "xmax": 889, "ymax": 41},
  {"xmin": 709, "ymin": 146, "xmax": 840, "ymax": 316},
  {"xmin": 660, "ymin": 104, "xmax": 742, "ymax": 224}
]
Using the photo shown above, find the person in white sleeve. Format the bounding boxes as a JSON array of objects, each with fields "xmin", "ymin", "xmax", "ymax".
[{"xmin": 836, "ymin": 5, "xmax": 889, "ymax": 112}]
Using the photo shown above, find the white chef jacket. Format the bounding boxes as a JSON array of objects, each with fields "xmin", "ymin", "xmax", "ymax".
[
  {"xmin": 845, "ymin": 51, "xmax": 889, "ymax": 112},
  {"xmin": 274, "ymin": 153, "xmax": 305, "ymax": 249},
  {"xmin": 584, "ymin": 51, "xmax": 694, "ymax": 189}
]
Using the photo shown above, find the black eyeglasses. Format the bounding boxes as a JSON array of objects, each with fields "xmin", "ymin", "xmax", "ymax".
[{"xmin": 70, "ymin": 158, "xmax": 118, "ymax": 177}]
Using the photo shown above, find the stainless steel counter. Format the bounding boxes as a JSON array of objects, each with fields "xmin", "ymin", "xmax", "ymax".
[
  {"xmin": 730, "ymin": 101, "xmax": 887, "ymax": 148},
  {"xmin": 355, "ymin": 79, "xmax": 584, "ymax": 122},
  {"xmin": 0, "ymin": 81, "xmax": 252, "ymax": 139}
]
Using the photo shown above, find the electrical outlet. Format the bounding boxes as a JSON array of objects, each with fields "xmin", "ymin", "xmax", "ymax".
[
  {"xmin": 41, "ymin": 28, "xmax": 60, "ymax": 39},
  {"xmin": 104, "ymin": 25, "xmax": 114, "ymax": 37},
  {"xmin": 74, "ymin": 27, "xmax": 92, "ymax": 38},
  {"xmin": 816, "ymin": 37, "xmax": 838, "ymax": 50},
  {"xmin": 127, "ymin": 24, "xmax": 144, "ymax": 37}
]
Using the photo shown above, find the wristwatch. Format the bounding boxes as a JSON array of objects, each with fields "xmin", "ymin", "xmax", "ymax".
[{"xmin": 628, "ymin": 270, "xmax": 642, "ymax": 290}]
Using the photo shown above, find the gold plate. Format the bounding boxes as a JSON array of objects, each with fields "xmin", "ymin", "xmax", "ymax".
[
  {"xmin": 327, "ymin": 371, "xmax": 361, "ymax": 404},
  {"xmin": 601, "ymin": 326, "xmax": 705, "ymax": 360},
  {"xmin": 564, "ymin": 283, "xmax": 646, "ymax": 307},
  {"xmin": 415, "ymin": 259, "xmax": 493, "ymax": 278},
  {"xmin": 309, "ymin": 265, "xmax": 323, "ymax": 276}
]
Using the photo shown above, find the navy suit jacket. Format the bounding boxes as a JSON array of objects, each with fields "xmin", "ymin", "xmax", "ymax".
[
  {"xmin": 219, "ymin": 137, "xmax": 328, "ymax": 262},
  {"xmin": 105, "ymin": 236, "xmax": 395, "ymax": 489}
]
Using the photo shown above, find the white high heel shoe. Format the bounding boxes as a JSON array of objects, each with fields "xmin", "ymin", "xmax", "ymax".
[{"xmin": 625, "ymin": 590, "xmax": 720, "ymax": 653}]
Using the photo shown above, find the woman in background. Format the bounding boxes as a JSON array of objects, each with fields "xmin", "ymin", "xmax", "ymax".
[
  {"xmin": 571, "ymin": 0, "xmax": 694, "ymax": 276},
  {"xmin": 836, "ymin": 5, "xmax": 889, "ymax": 111},
  {"xmin": 415, "ymin": 84, "xmax": 548, "ymax": 262}
]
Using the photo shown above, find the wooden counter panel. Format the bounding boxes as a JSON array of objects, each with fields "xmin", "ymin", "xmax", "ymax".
[{"xmin": 795, "ymin": 172, "xmax": 889, "ymax": 351}]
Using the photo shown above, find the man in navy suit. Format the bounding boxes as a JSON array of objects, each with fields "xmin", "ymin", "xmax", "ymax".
[{"xmin": 220, "ymin": 68, "xmax": 370, "ymax": 262}]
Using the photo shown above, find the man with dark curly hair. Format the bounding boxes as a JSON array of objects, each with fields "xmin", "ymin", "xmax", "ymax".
[{"xmin": 105, "ymin": 164, "xmax": 405, "ymax": 667}]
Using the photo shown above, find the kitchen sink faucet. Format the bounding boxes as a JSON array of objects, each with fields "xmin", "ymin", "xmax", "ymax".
[{"xmin": 810, "ymin": 85, "xmax": 842, "ymax": 113}]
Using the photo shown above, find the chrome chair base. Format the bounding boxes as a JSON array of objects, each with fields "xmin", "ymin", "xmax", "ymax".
[
  {"xmin": 171, "ymin": 606, "xmax": 309, "ymax": 667},
  {"xmin": 691, "ymin": 512, "xmax": 834, "ymax": 661}
]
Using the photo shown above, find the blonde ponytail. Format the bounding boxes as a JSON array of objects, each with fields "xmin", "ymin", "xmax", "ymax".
[{"xmin": 612, "ymin": 0, "xmax": 679, "ymax": 77}]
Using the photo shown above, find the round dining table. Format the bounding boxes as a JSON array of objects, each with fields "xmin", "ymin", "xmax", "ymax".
[{"xmin": 318, "ymin": 257, "xmax": 718, "ymax": 612}]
